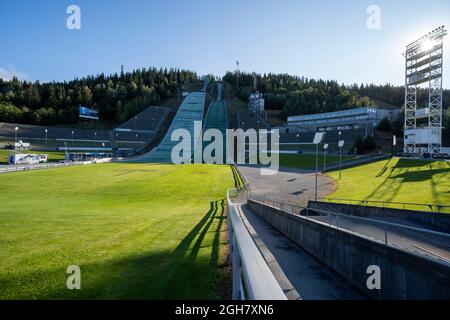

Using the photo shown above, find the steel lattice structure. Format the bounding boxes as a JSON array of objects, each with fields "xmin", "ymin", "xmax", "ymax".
[{"xmin": 403, "ymin": 26, "xmax": 447, "ymax": 154}]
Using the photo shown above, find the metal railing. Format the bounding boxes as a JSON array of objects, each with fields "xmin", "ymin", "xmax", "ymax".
[
  {"xmin": 227, "ymin": 188, "xmax": 287, "ymax": 300},
  {"xmin": 250, "ymin": 196, "xmax": 450, "ymax": 265},
  {"xmin": 0, "ymin": 159, "xmax": 109, "ymax": 174},
  {"xmin": 324, "ymin": 197, "xmax": 450, "ymax": 213}
]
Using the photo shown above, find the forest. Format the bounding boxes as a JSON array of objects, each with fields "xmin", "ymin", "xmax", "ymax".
[
  {"xmin": 222, "ymin": 71, "xmax": 450, "ymax": 118},
  {"xmin": 0, "ymin": 68, "xmax": 197, "ymax": 126},
  {"xmin": 2, "ymin": 69, "xmax": 449, "ymax": 138}
]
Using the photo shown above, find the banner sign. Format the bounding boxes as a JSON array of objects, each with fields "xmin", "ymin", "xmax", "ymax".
[{"xmin": 79, "ymin": 106, "xmax": 99, "ymax": 120}]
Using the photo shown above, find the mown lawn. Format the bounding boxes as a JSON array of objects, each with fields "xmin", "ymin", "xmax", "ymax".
[
  {"xmin": 279, "ymin": 154, "xmax": 354, "ymax": 170},
  {"xmin": 327, "ymin": 157, "xmax": 450, "ymax": 212},
  {"xmin": 249, "ymin": 153, "xmax": 354, "ymax": 170},
  {"xmin": 0, "ymin": 163, "xmax": 235, "ymax": 299}
]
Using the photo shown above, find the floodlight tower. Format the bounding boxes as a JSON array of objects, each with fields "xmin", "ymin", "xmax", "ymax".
[{"xmin": 403, "ymin": 26, "xmax": 447, "ymax": 154}]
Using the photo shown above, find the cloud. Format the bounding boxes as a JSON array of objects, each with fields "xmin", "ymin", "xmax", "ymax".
[{"xmin": 0, "ymin": 62, "xmax": 28, "ymax": 81}]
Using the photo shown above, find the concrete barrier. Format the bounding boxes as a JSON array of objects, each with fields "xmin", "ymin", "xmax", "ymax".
[
  {"xmin": 248, "ymin": 199, "xmax": 450, "ymax": 300},
  {"xmin": 309, "ymin": 201, "xmax": 450, "ymax": 233}
]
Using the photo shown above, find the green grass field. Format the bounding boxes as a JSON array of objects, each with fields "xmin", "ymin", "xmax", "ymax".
[
  {"xmin": 249, "ymin": 153, "xmax": 354, "ymax": 170},
  {"xmin": 0, "ymin": 149, "xmax": 65, "ymax": 164},
  {"xmin": 0, "ymin": 163, "xmax": 236, "ymax": 299},
  {"xmin": 328, "ymin": 157, "xmax": 450, "ymax": 212},
  {"xmin": 279, "ymin": 154, "xmax": 354, "ymax": 170}
]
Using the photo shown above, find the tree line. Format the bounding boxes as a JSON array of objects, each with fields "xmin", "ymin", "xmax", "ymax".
[
  {"xmin": 0, "ymin": 68, "xmax": 197, "ymax": 126},
  {"xmin": 223, "ymin": 71, "xmax": 450, "ymax": 116},
  {"xmin": 223, "ymin": 72, "xmax": 374, "ymax": 119}
]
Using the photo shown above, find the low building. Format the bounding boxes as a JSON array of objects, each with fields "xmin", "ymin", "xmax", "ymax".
[
  {"xmin": 14, "ymin": 140, "xmax": 31, "ymax": 151},
  {"xmin": 8, "ymin": 154, "xmax": 47, "ymax": 165},
  {"xmin": 287, "ymin": 107, "xmax": 399, "ymax": 134}
]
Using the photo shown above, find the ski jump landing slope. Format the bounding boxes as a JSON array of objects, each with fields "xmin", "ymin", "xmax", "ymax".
[{"xmin": 127, "ymin": 91, "xmax": 206, "ymax": 163}]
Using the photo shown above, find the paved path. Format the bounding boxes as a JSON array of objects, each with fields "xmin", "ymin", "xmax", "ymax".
[
  {"xmin": 239, "ymin": 204, "xmax": 365, "ymax": 300},
  {"xmin": 309, "ymin": 214, "xmax": 450, "ymax": 264},
  {"xmin": 239, "ymin": 164, "xmax": 450, "ymax": 265},
  {"xmin": 239, "ymin": 165, "xmax": 335, "ymax": 207}
]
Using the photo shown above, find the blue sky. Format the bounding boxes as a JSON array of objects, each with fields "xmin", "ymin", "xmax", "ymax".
[{"xmin": 0, "ymin": 0, "xmax": 449, "ymax": 87}]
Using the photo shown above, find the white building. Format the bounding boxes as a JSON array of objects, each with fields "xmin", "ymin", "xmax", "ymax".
[
  {"xmin": 8, "ymin": 154, "xmax": 47, "ymax": 165},
  {"xmin": 287, "ymin": 107, "xmax": 399, "ymax": 133}
]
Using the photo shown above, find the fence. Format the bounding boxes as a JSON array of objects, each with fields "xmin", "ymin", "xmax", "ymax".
[
  {"xmin": 250, "ymin": 196, "xmax": 450, "ymax": 265},
  {"xmin": 324, "ymin": 197, "xmax": 450, "ymax": 213},
  {"xmin": 226, "ymin": 186, "xmax": 286, "ymax": 300},
  {"xmin": 0, "ymin": 159, "xmax": 111, "ymax": 174}
]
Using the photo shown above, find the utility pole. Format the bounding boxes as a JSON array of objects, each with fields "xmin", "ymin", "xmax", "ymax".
[{"xmin": 236, "ymin": 60, "xmax": 240, "ymax": 90}]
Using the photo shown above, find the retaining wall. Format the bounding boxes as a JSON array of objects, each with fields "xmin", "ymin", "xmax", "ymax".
[
  {"xmin": 309, "ymin": 201, "xmax": 450, "ymax": 233},
  {"xmin": 248, "ymin": 200, "xmax": 450, "ymax": 300}
]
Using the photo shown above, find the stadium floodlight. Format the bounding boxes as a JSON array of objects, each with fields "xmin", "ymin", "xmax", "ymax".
[
  {"xmin": 403, "ymin": 26, "xmax": 447, "ymax": 154},
  {"xmin": 421, "ymin": 39, "xmax": 434, "ymax": 52},
  {"xmin": 313, "ymin": 132, "xmax": 326, "ymax": 145},
  {"xmin": 45, "ymin": 129, "xmax": 48, "ymax": 148},
  {"xmin": 313, "ymin": 132, "xmax": 326, "ymax": 201}
]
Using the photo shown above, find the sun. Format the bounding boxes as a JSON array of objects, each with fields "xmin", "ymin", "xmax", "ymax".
[{"xmin": 421, "ymin": 39, "xmax": 434, "ymax": 52}]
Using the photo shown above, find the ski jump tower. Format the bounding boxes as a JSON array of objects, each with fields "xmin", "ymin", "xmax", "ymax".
[{"xmin": 403, "ymin": 26, "xmax": 447, "ymax": 154}]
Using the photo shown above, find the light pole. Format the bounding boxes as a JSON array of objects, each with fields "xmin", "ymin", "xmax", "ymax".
[
  {"xmin": 392, "ymin": 134, "xmax": 396, "ymax": 158},
  {"xmin": 94, "ymin": 132, "xmax": 97, "ymax": 149},
  {"xmin": 313, "ymin": 132, "xmax": 326, "ymax": 201},
  {"xmin": 71, "ymin": 130, "xmax": 74, "ymax": 148},
  {"xmin": 338, "ymin": 131, "xmax": 344, "ymax": 180},
  {"xmin": 14, "ymin": 126, "xmax": 18, "ymax": 145},
  {"xmin": 45, "ymin": 129, "xmax": 48, "ymax": 149},
  {"xmin": 323, "ymin": 143, "xmax": 329, "ymax": 173}
]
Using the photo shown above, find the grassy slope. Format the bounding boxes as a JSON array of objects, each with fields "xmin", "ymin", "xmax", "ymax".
[
  {"xmin": 328, "ymin": 157, "xmax": 450, "ymax": 212},
  {"xmin": 0, "ymin": 163, "xmax": 235, "ymax": 299},
  {"xmin": 279, "ymin": 154, "xmax": 354, "ymax": 170},
  {"xmin": 0, "ymin": 149, "xmax": 65, "ymax": 164}
]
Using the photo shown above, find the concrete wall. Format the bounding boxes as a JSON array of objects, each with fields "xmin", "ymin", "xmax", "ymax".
[
  {"xmin": 248, "ymin": 200, "xmax": 450, "ymax": 300},
  {"xmin": 309, "ymin": 201, "xmax": 450, "ymax": 233}
]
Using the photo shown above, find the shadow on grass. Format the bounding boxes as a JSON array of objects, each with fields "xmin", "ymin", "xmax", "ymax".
[
  {"xmin": 362, "ymin": 158, "xmax": 450, "ymax": 204},
  {"xmin": 230, "ymin": 165, "xmax": 244, "ymax": 189},
  {"xmin": 0, "ymin": 200, "xmax": 229, "ymax": 300}
]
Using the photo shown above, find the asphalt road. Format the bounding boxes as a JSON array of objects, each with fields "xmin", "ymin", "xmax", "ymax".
[{"xmin": 238, "ymin": 165, "xmax": 335, "ymax": 207}]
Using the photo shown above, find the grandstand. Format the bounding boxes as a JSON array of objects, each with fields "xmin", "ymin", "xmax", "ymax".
[
  {"xmin": 129, "ymin": 92, "xmax": 206, "ymax": 163},
  {"xmin": 0, "ymin": 106, "xmax": 170, "ymax": 156},
  {"xmin": 235, "ymin": 110, "xmax": 271, "ymax": 131},
  {"xmin": 113, "ymin": 106, "xmax": 170, "ymax": 155}
]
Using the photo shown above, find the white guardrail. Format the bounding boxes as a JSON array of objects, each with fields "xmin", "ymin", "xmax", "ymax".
[
  {"xmin": 0, "ymin": 158, "xmax": 112, "ymax": 174},
  {"xmin": 226, "ymin": 166, "xmax": 286, "ymax": 300}
]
